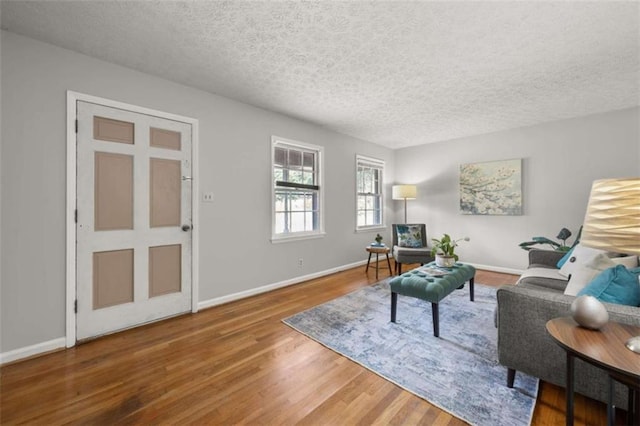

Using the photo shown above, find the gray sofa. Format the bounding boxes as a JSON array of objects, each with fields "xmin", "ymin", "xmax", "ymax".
[{"xmin": 496, "ymin": 249, "xmax": 640, "ymax": 409}]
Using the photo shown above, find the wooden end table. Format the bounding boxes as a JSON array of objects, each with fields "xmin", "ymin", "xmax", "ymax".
[
  {"xmin": 546, "ymin": 317, "xmax": 640, "ymax": 426},
  {"xmin": 365, "ymin": 246, "xmax": 392, "ymax": 279}
]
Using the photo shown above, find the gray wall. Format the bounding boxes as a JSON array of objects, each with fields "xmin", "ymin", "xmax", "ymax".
[
  {"xmin": 394, "ymin": 107, "xmax": 640, "ymax": 271},
  {"xmin": 2, "ymin": 30, "xmax": 639, "ymax": 355},
  {"xmin": 0, "ymin": 31, "xmax": 394, "ymax": 352}
]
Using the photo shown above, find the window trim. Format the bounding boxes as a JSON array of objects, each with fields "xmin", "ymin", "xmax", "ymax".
[
  {"xmin": 271, "ymin": 136, "xmax": 325, "ymax": 242},
  {"xmin": 356, "ymin": 154, "xmax": 385, "ymax": 231}
]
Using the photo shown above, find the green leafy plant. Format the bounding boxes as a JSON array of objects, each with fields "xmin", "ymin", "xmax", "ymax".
[
  {"xmin": 431, "ymin": 234, "xmax": 470, "ymax": 261},
  {"xmin": 375, "ymin": 233, "xmax": 383, "ymax": 244},
  {"xmin": 519, "ymin": 227, "xmax": 581, "ymax": 252}
]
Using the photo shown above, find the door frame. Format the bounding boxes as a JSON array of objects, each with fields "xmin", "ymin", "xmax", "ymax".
[{"xmin": 65, "ymin": 91, "xmax": 200, "ymax": 347}]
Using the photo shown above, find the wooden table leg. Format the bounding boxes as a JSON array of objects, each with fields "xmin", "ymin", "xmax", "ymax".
[
  {"xmin": 470, "ymin": 277, "xmax": 475, "ymax": 301},
  {"xmin": 566, "ymin": 352, "xmax": 574, "ymax": 426},
  {"xmin": 632, "ymin": 387, "xmax": 640, "ymax": 425},
  {"xmin": 365, "ymin": 252, "xmax": 372, "ymax": 273},
  {"xmin": 607, "ymin": 375, "xmax": 615, "ymax": 426},
  {"xmin": 385, "ymin": 253, "xmax": 392, "ymax": 276},
  {"xmin": 375, "ymin": 253, "xmax": 379, "ymax": 279}
]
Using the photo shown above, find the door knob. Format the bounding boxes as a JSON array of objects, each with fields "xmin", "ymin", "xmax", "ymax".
[{"xmin": 182, "ymin": 224, "xmax": 192, "ymax": 232}]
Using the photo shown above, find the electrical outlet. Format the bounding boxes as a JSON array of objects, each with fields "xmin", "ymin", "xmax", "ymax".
[
  {"xmin": 298, "ymin": 258, "xmax": 303, "ymax": 267},
  {"xmin": 202, "ymin": 192, "xmax": 214, "ymax": 203}
]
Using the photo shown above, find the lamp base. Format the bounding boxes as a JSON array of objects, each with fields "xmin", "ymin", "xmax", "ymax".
[{"xmin": 625, "ymin": 336, "xmax": 640, "ymax": 353}]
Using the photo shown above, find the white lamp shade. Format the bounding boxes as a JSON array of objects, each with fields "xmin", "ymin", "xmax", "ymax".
[
  {"xmin": 581, "ymin": 177, "xmax": 640, "ymax": 255},
  {"xmin": 392, "ymin": 184, "xmax": 417, "ymax": 200}
]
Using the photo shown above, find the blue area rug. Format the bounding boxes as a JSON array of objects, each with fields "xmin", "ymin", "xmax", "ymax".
[{"xmin": 283, "ymin": 280, "xmax": 538, "ymax": 426}]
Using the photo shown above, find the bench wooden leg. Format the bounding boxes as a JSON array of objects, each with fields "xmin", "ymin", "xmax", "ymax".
[
  {"xmin": 507, "ymin": 368, "xmax": 516, "ymax": 388},
  {"xmin": 432, "ymin": 302, "xmax": 439, "ymax": 337},
  {"xmin": 470, "ymin": 277, "xmax": 475, "ymax": 302},
  {"xmin": 391, "ymin": 292, "xmax": 398, "ymax": 322}
]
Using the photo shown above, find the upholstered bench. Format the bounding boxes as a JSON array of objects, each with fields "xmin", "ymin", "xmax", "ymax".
[{"xmin": 389, "ymin": 262, "xmax": 476, "ymax": 337}]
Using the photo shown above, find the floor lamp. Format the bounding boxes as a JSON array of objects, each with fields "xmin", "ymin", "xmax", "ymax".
[
  {"xmin": 580, "ymin": 177, "xmax": 640, "ymax": 353},
  {"xmin": 392, "ymin": 184, "xmax": 417, "ymax": 224}
]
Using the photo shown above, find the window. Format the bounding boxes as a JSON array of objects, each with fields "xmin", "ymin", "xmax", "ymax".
[
  {"xmin": 356, "ymin": 155, "xmax": 384, "ymax": 229},
  {"xmin": 272, "ymin": 137, "xmax": 324, "ymax": 241}
]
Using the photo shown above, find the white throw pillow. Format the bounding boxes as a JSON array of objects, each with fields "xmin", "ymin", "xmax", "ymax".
[
  {"xmin": 563, "ymin": 253, "xmax": 616, "ymax": 296},
  {"xmin": 611, "ymin": 255, "xmax": 639, "ymax": 269},
  {"xmin": 558, "ymin": 244, "xmax": 609, "ymax": 278}
]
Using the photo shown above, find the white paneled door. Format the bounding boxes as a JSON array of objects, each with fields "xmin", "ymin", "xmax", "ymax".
[{"xmin": 76, "ymin": 101, "xmax": 193, "ymax": 340}]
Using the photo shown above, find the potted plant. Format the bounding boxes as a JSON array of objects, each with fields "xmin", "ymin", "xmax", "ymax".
[
  {"xmin": 431, "ymin": 234, "xmax": 470, "ymax": 267},
  {"xmin": 518, "ymin": 227, "xmax": 580, "ymax": 252}
]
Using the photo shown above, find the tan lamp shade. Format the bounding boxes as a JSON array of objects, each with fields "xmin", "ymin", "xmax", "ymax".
[
  {"xmin": 392, "ymin": 185, "xmax": 417, "ymax": 200},
  {"xmin": 580, "ymin": 177, "xmax": 640, "ymax": 256}
]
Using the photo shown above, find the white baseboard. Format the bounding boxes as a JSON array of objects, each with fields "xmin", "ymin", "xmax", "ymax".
[
  {"xmin": 467, "ymin": 262, "xmax": 524, "ymax": 277},
  {"xmin": 1, "ymin": 260, "xmax": 370, "ymax": 365},
  {"xmin": 2, "ymin": 259, "xmax": 519, "ymax": 365},
  {"xmin": 0, "ymin": 337, "xmax": 66, "ymax": 365},
  {"xmin": 198, "ymin": 259, "xmax": 369, "ymax": 310}
]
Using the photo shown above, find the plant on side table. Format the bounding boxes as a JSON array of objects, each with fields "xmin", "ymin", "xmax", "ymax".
[{"xmin": 431, "ymin": 234, "xmax": 470, "ymax": 267}]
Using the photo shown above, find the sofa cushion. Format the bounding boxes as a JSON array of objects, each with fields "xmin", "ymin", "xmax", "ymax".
[
  {"xmin": 559, "ymin": 244, "xmax": 609, "ymax": 278},
  {"xmin": 564, "ymin": 253, "xmax": 616, "ymax": 296},
  {"xmin": 517, "ymin": 267, "xmax": 567, "ymax": 292},
  {"xmin": 577, "ymin": 265, "xmax": 640, "ymax": 307},
  {"xmin": 611, "ymin": 255, "xmax": 639, "ymax": 269},
  {"xmin": 396, "ymin": 224, "xmax": 423, "ymax": 248}
]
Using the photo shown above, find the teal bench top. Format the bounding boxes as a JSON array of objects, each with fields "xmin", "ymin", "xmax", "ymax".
[{"xmin": 389, "ymin": 262, "xmax": 476, "ymax": 303}]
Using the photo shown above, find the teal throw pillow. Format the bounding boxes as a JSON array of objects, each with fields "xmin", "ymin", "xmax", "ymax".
[
  {"xmin": 556, "ymin": 230, "xmax": 582, "ymax": 268},
  {"xmin": 397, "ymin": 225, "xmax": 423, "ymax": 248},
  {"xmin": 577, "ymin": 265, "xmax": 640, "ymax": 307}
]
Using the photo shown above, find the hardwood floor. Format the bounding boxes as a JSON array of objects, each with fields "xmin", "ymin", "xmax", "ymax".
[{"xmin": 0, "ymin": 264, "xmax": 617, "ymax": 425}]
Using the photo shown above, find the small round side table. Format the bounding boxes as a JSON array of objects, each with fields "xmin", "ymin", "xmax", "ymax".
[{"xmin": 365, "ymin": 246, "xmax": 392, "ymax": 279}]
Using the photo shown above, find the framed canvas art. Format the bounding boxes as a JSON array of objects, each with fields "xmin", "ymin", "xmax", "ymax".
[{"xmin": 459, "ymin": 159, "xmax": 522, "ymax": 215}]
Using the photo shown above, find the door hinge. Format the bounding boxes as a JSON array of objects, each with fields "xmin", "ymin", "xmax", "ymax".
[
  {"xmin": 74, "ymin": 300, "xmax": 78, "ymax": 314},
  {"xmin": 74, "ymin": 209, "xmax": 78, "ymax": 223},
  {"xmin": 75, "ymin": 119, "xmax": 78, "ymax": 133}
]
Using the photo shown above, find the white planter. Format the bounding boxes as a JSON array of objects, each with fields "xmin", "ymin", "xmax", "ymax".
[{"xmin": 435, "ymin": 254, "xmax": 456, "ymax": 268}]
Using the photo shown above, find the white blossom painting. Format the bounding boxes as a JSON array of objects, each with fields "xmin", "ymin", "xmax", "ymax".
[{"xmin": 460, "ymin": 159, "xmax": 522, "ymax": 215}]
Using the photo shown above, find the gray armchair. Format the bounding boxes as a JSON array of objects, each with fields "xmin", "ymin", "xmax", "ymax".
[{"xmin": 392, "ymin": 224, "xmax": 435, "ymax": 275}]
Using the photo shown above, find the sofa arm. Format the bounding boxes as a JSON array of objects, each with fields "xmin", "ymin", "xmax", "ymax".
[
  {"xmin": 496, "ymin": 285, "xmax": 640, "ymax": 407},
  {"xmin": 528, "ymin": 249, "xmax": 565, "ymax": 268}
]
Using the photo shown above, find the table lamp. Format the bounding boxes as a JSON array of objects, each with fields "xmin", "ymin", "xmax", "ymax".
[
  {"xmin": 392, "ymin": 184, "xmax": 417, "ymax": 224},
  {"xmin": 580, "ymin": 177, "xmax": 640, "ymax": 353}
]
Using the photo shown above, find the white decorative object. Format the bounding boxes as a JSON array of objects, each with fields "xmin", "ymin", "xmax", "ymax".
[
  {"xmin": 435, "ymin": 254, "xmax": 456, "ymax": 268},
  {"xmin": 570, "ymin": 295, "xmax": 609, "ymax": 330}
]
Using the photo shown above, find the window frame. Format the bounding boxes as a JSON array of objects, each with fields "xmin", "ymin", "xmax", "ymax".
[
  {"xmin": 271, "ymin": 136, "xmax": 325, "ymax": 243},
  {"xmin": 355, "ymin": 155, "xmax": 385, "ymax": 231}
]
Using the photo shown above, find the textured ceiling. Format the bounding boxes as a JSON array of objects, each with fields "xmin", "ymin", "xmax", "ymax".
[{"xmin": 2, "ymin": 1, "xmax": 639, "ymax": 148}]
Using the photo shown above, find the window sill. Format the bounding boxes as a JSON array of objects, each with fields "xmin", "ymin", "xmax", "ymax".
[
  {"xmin": 355, "ymin": 225, "xmax": 387, "ymax": 233},
  {"xmin": 271, "ymin": 232, "xmax": 326, "ymax": 244}
]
